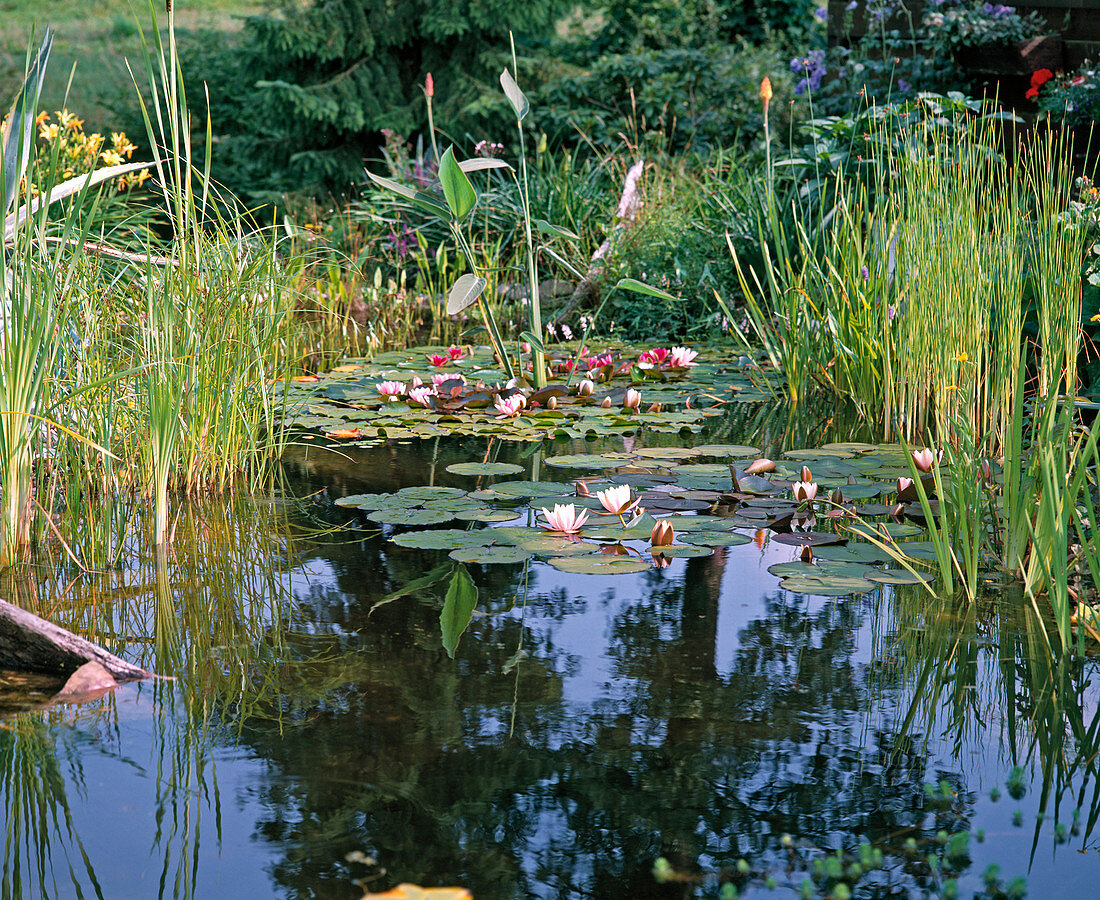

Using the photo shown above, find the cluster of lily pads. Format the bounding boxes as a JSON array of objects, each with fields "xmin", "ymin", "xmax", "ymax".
[
  {"xmin": 335, "ymin": 441, "xmax": 946, "ymax": 592},
  {"xmin": 281, "ymin": 343, "xmax": 773, "ymax": 445}
]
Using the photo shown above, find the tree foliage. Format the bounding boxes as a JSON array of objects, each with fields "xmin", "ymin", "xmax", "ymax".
[{"xmin": 195, "ymin": 0, "xmax": 570, "ymax": 199}]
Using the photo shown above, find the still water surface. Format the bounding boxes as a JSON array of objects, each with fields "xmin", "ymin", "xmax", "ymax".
[{"xmin": 1, "ymin": 433, "xmax": 1099, "ymax": 898}]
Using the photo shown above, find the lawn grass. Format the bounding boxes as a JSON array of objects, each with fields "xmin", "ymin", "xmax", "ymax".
[{"xmin": 0, "ymin": 0, "xmax": 260, "ymax": 136}]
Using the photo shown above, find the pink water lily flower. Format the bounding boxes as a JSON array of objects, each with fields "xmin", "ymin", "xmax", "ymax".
[
  {"xmin": 586, "ymin": 353, "xmax": 613, "ymax": 370},
  {"xmin": 623, "ymin": 388, "xmax": 641, "ymax": 411},
  {"xmin": 651, "ymin": 519, "xmax": 675, "ymax": 546},
  {"xmin": 897, "ymin": 477, "xmax": 914, "ymax": 495},
  {"xmin": 666, "ymin": 346, "xmax": 699, "ymax": 369},
  {"xmin": 596, "ymin": 484, "xmax": 639, "ymax": 517},
  {"xmin": 540, "ymin": 503, "xmax": 589, "ymax": 534},
  {"xmin": 408, "ymin": 386, "xmax": 434, "ymax": 407},
  {"xmin": 912, "ymin": 447, "xmax": 937, "ymax": 472},
  {"xmin": 432, "ymin": 372, "xmax": 466, "ymax": 388},
  {"xmin": 376, "ymin": 380, "xmax": 405, "ymax": 400},
  {"xmin": 494, "ymin": 394, "xmax": 526, "ymax": 418},
  {"xmin": 639, "ymin": 347, "xmax": 669, "ymax": 365},
  {"xmin": 793, "ymin": 481, "xmax": 818, "ymax": 502},
  {"xmin": 446, "ymin": 345, "xmax": 464, "ymax": 360},
  {"xmin": 427, "ymin": 353, "xmax": 449, "ymax": 367}
]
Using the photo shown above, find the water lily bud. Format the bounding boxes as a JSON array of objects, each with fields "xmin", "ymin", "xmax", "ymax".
[
  {"xmin": 425, "ymin": 72, "xmax": 434, "ymax": 98},
  {"xmin": 521, "ymin": 342, "xmax": 531, "ymax": 354},
  {"xmin": 575, "ymin": 480, "xmax": 591, "ymax": 497},
  {"xmin": 746, "ymin": 458, "xmax": 775, "ymax": 474},
  {"xmin": 623, "ymin": 388, "xmax": 641, "ymax": 411},
  {"xmin": 830, "ymin": 488, "xmax": 844, "ymax": 505},
  {"xmin": 548, "ymin": 395, "xmax": 558, "ymax": 409},
  {"xmin": 651, "ymin": 519, "xmax": 675, "ymax": 546},
  {"xmin": 577, "ymin": 379, "xmax": 595, "ymax": 397},
  {"xmin": 912, "ymin": 447, "xmax": 936, "ymax": 473},
  {"xmin": 647, "ymin": 402, "xmax": 662, "ymax": 413},
  {"xmin": 800, "ymin": 544, "xmax": 813, "ymax": 562},
  {"xmin": 979, "ymin": 458, "xmax": 993, "ymax": 485},
  {"xmin": 897, "ymin": 476, "xmax": 913, "ymax": 495},
  {"xmin": 801, "ymin": 465, "xmax": 812, "ymax": 483},
  {"xmin": 600, "ymin": 397, "xmax": 612, "ymax": 408}
]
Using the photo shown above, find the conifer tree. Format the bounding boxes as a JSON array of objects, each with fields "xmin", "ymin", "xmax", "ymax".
[{"xmin": 212, "ymin": 0, "xmax": 570, "ymax": 197}]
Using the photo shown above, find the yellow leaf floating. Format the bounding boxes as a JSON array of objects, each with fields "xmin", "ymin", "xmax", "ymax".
[{"xmin": 361, "ymin": 886, "xmax": 472, "ymax": 900}]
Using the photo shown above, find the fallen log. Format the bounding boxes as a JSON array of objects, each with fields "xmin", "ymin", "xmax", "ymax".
[{"xmin": 0, "ymin": 598, "xmax": 152, "ymax": 682}]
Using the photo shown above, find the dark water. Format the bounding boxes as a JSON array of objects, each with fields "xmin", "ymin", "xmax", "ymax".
[{"xmin": 2, "ymin": 426, "xmax": 1100, "ymax": 899}]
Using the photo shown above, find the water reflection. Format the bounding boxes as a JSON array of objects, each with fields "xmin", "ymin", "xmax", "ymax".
[{"xmin": 0, "ymin": 430, "xmax": 1098, "ymax": 898}]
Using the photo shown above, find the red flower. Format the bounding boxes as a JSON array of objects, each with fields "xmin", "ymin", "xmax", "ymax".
[{"xmin": 1025, "ymin": 68, "xmax": 1055, "ymax": 100}]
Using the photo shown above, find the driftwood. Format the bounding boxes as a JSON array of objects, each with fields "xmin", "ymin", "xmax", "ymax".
[{"xmin": 0, "ymin": 598, "xmax": 152, "ymax": 681}]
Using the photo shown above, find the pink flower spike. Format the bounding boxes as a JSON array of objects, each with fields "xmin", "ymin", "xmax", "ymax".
[
  {"xmin": 666, "ymin": 346, "xmax": 699, "ymax": 369},
  {"xmin": 623, "ymin": 388, "xmax": 641, "ymax": 411},
  {"xmin": 407, "ymin": 386, "xmax": 434, "ymax": 407},
  {"xmin": 540, "ymin": 503, "xmax": 589, "ymax": 534},
  {"xmin": 447, "ymin": 345, "xmax": 464, "ymax": 360},
  {"xmin": 912, "ymin": 448, "xmax": 936, "ymax": 473},
  {"xmin": 376, "ymin": 380, "xmax": 405, "ymax": 399},
  {"xmin": 427, "ymin": 353, "xmax": 449, "ymax": 367},
  {"xmin": 494, "ymin": 394, "xmax": 526, "ymax": 418},
  {"xmin": 792, "ymin": 481, "xmax": 818, "ymax": 502}
]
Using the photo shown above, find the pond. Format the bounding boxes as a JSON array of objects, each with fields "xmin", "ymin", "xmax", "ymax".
[{"xmin": 2, "ymin": 422, "xmax": 1100, "ymax": 899}]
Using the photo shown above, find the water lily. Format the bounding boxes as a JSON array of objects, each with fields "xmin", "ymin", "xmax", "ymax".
[
  {"xmin": 639, "ymin": 347, "xmax": 668, "ymax": 365},
  {"xmin": 912, "ymin": 447, "xmax": 937, "ymax": 472},
  {"xmin": 410, "ymin": 375, "xmax": 424, "ymax": 388},
  {"xmin": 540, "ymin": 503, "xmax": 589, "ymax": 534},
  {"xmin": 600, "ymin": 397, "xmax": 612, "ymax": 408},
  {"xmin": 446, "ymin": 345, "xmax": 464, "ymax": 360},
  {"xmin": 650, "ymin": 519, "xmax": 674, "ymax": 546},
  {"xmin": 596, "ymin": 484, "xmax": 639, "ymax": 519},
  {"xmin": 666, "ymin": 346, "xmax": 698, "ymax": 369},
  {"xmin": 376, "ymin": 380, "xmax": 405, "ymax": 400},
  {"xmin": 586, "ymin": 353, "xmax": 613, "ymax": 370},
  {"xmin": 574, "ymin": 481, "xmax": 591, "ymax": 497},
  {"xmin": 897, "ymin": 476, "xmax": 914, "ymax": 495},
  {"xmin": 432, "ymin": 372, "xmax": 466, "ymax": 388},
  {"xmin": 577, "ymin": 379, "xmax": 595, "ymax": 397},
  {"xmin": 800, "ymin": 465, "xmax": 812, "ymax": 483},
  {"xmin": 623, "ymin": 388, "xmax": 641, "ymax": 411},
  {"xmin": 793, "ymin": 481, "xmax": 818, "ymax": 502},
  {"xmin": 494, "ymin": 394, "xmax": 526, "ymax": 418},
  {"xmin": 408, "ymin": 386, "xmax": 434, "ymax": 407},
  {"xmin": 427, "ymin": 353, "xmax": 449, "ymax": 367}
]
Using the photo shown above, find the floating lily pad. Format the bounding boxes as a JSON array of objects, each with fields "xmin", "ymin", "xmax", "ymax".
[
  {"xmin": 391, "ymin": 529, "xmax": 497, "ymax": 550},
  {"xmin": 449, "ymin": 545, "xmax": 532, "ymax": 564},
  {"xmin": 490, "ymin": 480, "xmax": 567, "ymax": 498},
  {"xmin": 772, "ymin": 531, "xmax": 847, "ymax": 547},
  {"xmin": 545, "ymin": 453, "xmax": 635, "ymax": 469},
  {"xmin": 652, "ymin": 543, "xmax": 714, "ymax": 558},
  {"xmin": 334, "ymin": 493, "xmax": 390, "ymax": 510},
  {"xmin": 678, "ymin": 530, "xmax": 752, "ymax": 547},
  {"xmin": 850, "ymin": 522, "xmax": 923, "ymax": 540},
  {"xmin": 520, "ymin": 535, "xmax": 600, "ymax": 556},
  {"xmin": 690, "ymin": 444, "xmax": 760, "ymax": 457},
  {"xmin": 548, "ymin": 555, "xmax": 652, "ymax": 574},
  {"xmin": 396, "ymin": 486, "xmax": 467, "ymax": 501},
  {"xmin": 813, "ymin": 543, "xmax": 894, "ymax": 564},
  {"xmin": 445, "ymin": 462, "xmax": 525, "ymax": 476},
  {"xmin": 768, "ymin": 560, "xmax": 873, "ymax": 578},
  {"xmin": 779, "ymin": 574, "xmax": 875, "ymax": 595},
  {"xmin": 866, "ymin": 568, "xmax": 935, "ymax": 585},
  {"xmin": 455, "ymin": 508, "xmax": 521, "ymax": 523},
  {"xmin": 367, "ymin": 508, "xmax": 455, "ymax": 526}
]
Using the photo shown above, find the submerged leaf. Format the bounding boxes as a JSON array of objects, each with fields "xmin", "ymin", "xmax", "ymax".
[{"xmin": 440, "ymin": 565, "xmax": 478, "ymax": 658}]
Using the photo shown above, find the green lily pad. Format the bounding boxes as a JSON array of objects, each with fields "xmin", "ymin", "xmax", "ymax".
[
  {"xmin": 545, "ymin": 453, "xmax": 636, "ymax": 469},
  {"xmin": 334, "ymin": 493, "xmax": 390, "ymax": 510},
  {"xmin": 690, "ymin": 444, "xmax": 760, "ymax": 457},
  {"xmin": 678, "ymin": 530, "xmax": 751, "ymax": 547},
  {"xmin": 395, "ymin": 485, "xmax": 467, "ymax": 501},
  {"xmin": 490, "ymin": 480, "xmax": 567, "ymax": 498},
  {"xmin": 651, "ymin": 543, "xmax": 714, "ymax": 558},
  {"xmin": 779, "ymin": 574, "xmax": 875, "ymax": 595},
  {"xmin": 367, "ymin": 508, "xmax": 456, "ymax": 526},
  {"xmin": 391, "ymin": 528, "xmax": 497, "ymax": 550},
  {"xmin": 850, "ymin": 522, "xmax": 923, "ymax": 539},
  {"xmin": 867, "ymin": 567, "xmax": 935, "ymax": 585},
  {"xmin": 548, "ymin": 555, "xmax": 652, "ymax": 574},
  {"xmin": 521, "ymin": 535, "xmax": 601, "ymax": 556},
  {"xmin": 449, "ymin": 545, "xmax": 533, "ymax": 564},
  {"xmin": 813, "ymin": 543, "xmax": 894, "ymax": 564},
  {"xmin": 768, "ymin": 560, "xmax": 873, "ymax": 578},
  {"xmin": 455, "ymin": 508, "xmax": 522, "ymax": 523},
  {"xmin": 445, "ymin": 461, "xmax": 525, "ymax": 476}
]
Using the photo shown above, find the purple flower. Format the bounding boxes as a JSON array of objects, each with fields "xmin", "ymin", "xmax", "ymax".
[
  {"xmin": 897, "ymin": 78, "xmax": 911, "ymax": 91},
  {"xmin": 861, "ymin": 266, "xmax": 870, "ymax": 282},
  {"xmin": 981, "ymin": 3, "xmax": 1014, "ymax": 17},
  {"xmin": 815, "ymin": 7, "xmax": 828, "ymax": 20},
  {"xmin": 846, "ymin": 0, "xmax": 858, "ymax": 9}
]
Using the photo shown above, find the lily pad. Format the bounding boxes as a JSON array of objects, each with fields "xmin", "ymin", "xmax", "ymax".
[
  {"xmin": 548, "ymin": 555, "xmax": 652, "ymax": 575},
  {"xmin": 391, "ymin": 529, "xmax": 497, "ymax": 550},
  {"xmin": 449, "ymin": 545, "xmax": 533, "ymax": 564},
  {"xmin": 779, "ymin": 574, "xmax": 875, "ymax": 595},
  {"xmin": 651, "ymin": 543, "xmax": 714, "ymax": 558},
  {"xmin": 396, "ymin": 486, "xmax": 467, "ymax": 501},
  {"xmin": 445, "ymin": 462, "xmax": 525, "ymax": 476},
  {"xmin": 866, "ymin": 568, "xmax": 935, "ymax": 585},
  {"xmin": 678, "ymin": 530, "xmax": 751, "ymax": 547},
  {"xmin": 520, "ymin": 535, "xmax": 601, "ymax": 556},
  {"xmin": 490, "ymin": 480, "xmax": 567, "ymax": 498},
  {"xmin": 334, "ymin": 493, "xmax": 390, "ymax": 510},
  {"xmin": 455, "ymin": 508, "xmax": 522, "ymax": 523},
  {"xmin": 368, "ymin": 508, "xmax": 456, "ymax": 526}
]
